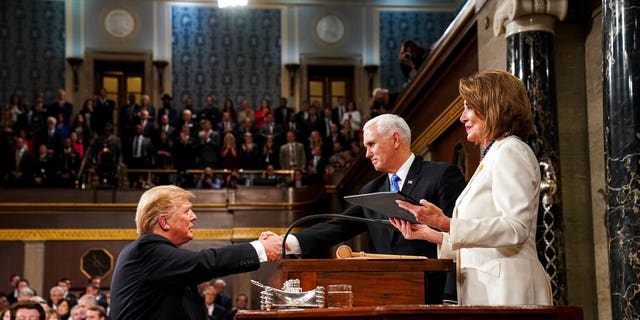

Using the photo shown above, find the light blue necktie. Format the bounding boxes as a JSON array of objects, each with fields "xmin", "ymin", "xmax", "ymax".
[{"xmin": 390, "ymin": 174, "xmax": 401, "ymax": 192}]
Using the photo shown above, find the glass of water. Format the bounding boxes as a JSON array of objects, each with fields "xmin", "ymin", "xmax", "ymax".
[{"xmin": 326, "ymin": 284, "xmax": 353, "ymax": 308}]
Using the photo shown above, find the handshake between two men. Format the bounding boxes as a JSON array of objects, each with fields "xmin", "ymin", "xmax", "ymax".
[{"xmin": 258, "ymin": 231, "xmax": 288, "ymax": 262}]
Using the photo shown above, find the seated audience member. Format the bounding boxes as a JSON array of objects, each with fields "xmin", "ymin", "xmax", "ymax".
[
  {"xmin": 288, "ymin": 169, "xmax": 309, "ymax": 188},
  {"xmin": 203, "ymin": 287, "xmax": 226, "ymax": 320},
  {"xmin": 47, "ymin": 309, "xmax": 61, "ymax": 320},
  {"xmin": 398, "ymin": 39, "xmax": 428, "ymax": 80},
  {"xmin": 322, "ymin": 163, "xmax": 337, "ymax": 185},
  {"xmin": 17, "ymin": 287, "xmax": 35, "ymax": 303},
  {"xmin": 31, "ymin": 296, "xmax": 50, "ymax": 314},
  {"xmin": 0, "ymin": 296, "xmax": 9, "ymax": 314},
  {"xmin": 227, "ymin": 293, "xmax": 249, "ymax": 320},
  {"xmin": 253, "ymin": 164, "xmax": 283, "ymax": 186},
  {"xmin": 84, "ymin": 305, "xmax": 106, "ymax": 320},
  {"xmin": 213, "ymin": 279, "xmax": 232, "ymax": 314},
  {"xmin": 68, "ymin": 305, "xmax": 81, "ymax": 320},
  {"xmin": 221, "ymin": 170, "xmax": 240, "ymax": 189},
  {"xmin": 6, "ymin": 274, "xmax": 22, "ymax": 304},
  {"xmin": 75, "ymin": 294, "xmax": 97, "ymax": 320},
  {"xmin": 83, "ymin": 285, "xmax": 107, "ymax": 310},
  {"xmin": 57, "ymin": 278, "xmax": 77, "ymax": 308},
  {"xmin": 55, "ymin": 299, "xmax": 71, "ymax": 320},
  {"xmin": 196, "ymin": 166, "xmax": 222, "ymax": 189},
  {"xmin": 47, "ymin": 286, "xmax": 64, "ymax": 310},
  {"xmin": 10, "ymin": 301, "xmax": 46, "ymax": 320}
]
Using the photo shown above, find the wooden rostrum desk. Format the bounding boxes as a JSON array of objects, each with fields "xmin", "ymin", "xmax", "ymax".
[
  {"xmin": 268, "ymin": 259, "xmax": 454, "ymax": 306},
  {"xmin": 238, "ymin": 259, "xmax": 583, "ymax": 320}
]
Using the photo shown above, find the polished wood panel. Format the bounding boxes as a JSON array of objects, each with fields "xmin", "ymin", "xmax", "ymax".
[
  {"xmin": 269, "ymin": 259, "xmax": 453, "ymax": 307},
  {"xmin": 44, "ymin": 241, "xmax": 129, "ymax": 293},
  {"xmin": 0, "ymin": 242, "xmax": 24, "ymax": 294},
  {"xmin": 237, "ymin": 305, "xmax": 583, "ymax": 320}
]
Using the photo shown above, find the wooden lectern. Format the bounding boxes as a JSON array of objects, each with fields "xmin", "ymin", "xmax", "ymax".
[{"xmin": 269, "ymin": 259, "xmax": 454, "ymax": 306}]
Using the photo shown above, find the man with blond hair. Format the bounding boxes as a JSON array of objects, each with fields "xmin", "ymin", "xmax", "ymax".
[{"xmin": 110, "ymin": 185, "xmax": 282, "ymax": 320}]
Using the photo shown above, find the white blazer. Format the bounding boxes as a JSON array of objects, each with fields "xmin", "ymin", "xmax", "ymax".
[{"xmin": 438, "ymin": 136, "xmax": 552, "ymax": 305}]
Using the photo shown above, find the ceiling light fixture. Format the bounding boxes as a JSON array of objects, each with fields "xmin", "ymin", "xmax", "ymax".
[{"xmin": 218, "ymin": 0, "xmax": 248, "ymax": 8}]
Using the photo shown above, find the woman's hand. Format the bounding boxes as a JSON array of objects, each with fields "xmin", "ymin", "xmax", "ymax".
[
  {"xmin": 396, "ymin": 199, "xmax": 450, "ymax": 232},
  {"xmin": 389, "ymin": 218, "xmax": 443, "ymax": 244}
]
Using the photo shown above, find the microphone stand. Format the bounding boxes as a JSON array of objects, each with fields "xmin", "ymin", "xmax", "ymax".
[{"xmin": 280, "ymin": 214, "xmax": 394, "ymax": 259}]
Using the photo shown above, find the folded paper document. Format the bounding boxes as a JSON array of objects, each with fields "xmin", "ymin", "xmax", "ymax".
[{"xmin": 344, "ymin": 191, "xmax": 421, "ymax": 224}]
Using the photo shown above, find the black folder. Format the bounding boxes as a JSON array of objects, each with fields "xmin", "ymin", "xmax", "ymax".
[{"xmin": 343, "ymin": 191, "xmax": 421, "ymax": 224}]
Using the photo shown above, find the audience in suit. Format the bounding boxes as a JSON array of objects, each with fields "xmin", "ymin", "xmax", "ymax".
[
  {"xmin": 48, "ymin": 89, "xmax": 73, "ymax": 127},
  {"xmin": 213, "ymin": 279, "xmax": 232, "ymax": 317},
  {"xmin": 119, "ymin": 93, "xmax": 141, "ymax": 140},
  {"xmin": 279, "ymin": 131, "xmax": 306, "ymax": 170},
  {"xmin": 93, "ymin": 88, "xmax": 116, "ymax": 136},
  {"xmin": 331, "ymin": 96, "xmax": 347, "ymax": 130},
  {"xmin": 274, "ymin": 97, "xmax": 294, "ymax": 126},
  {"xmin": 203, "ymin": 287, "xmax": 226, "ymax": 320},
  {"xmin": 7, "ymin": 137, "xmax": 33, "ymax": 187}
]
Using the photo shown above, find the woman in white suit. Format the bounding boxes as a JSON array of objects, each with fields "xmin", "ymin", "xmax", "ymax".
[{"xmin": 391, "ymin": 70, "xmax": 552, "ymax": 306}]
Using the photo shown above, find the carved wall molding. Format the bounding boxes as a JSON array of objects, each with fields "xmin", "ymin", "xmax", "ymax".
[{"xmin": 494, "ymin": 0, "xmax": 568, "ymax": 37}]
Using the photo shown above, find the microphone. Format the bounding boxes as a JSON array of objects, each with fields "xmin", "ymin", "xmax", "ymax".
[{"xmin": 280, "ymin": 214, "xmax": 394, "ymax": 259}]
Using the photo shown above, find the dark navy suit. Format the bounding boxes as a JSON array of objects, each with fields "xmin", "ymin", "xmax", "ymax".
[{"xmin": 110, "ymin": 233, "xmax": 260, "ymax": 320}]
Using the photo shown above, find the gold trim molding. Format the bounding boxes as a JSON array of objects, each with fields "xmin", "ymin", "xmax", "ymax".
[
  {"xmin": 412, "ymin": 97, "xmax": 463, "ymax": 150},
  {"xmin": 0, "ymin": 228, "xmax": 301, "ymax": 241}
]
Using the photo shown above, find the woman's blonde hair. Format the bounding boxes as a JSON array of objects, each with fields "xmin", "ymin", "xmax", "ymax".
[
  {"xmin": 458, "ymin": 69, "xmax": 533, "ymax": 141},
  {"xmin": 135, "ymin": 185, "xmax": 194, "ymax": 234}
]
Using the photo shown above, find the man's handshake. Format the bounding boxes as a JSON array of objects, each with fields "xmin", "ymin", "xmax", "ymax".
[{"xmin": 259, "ymin": 231, "xmax": 284, "ymax": 261}]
